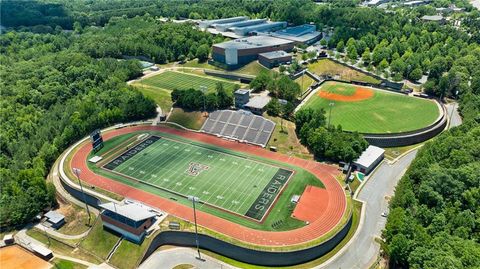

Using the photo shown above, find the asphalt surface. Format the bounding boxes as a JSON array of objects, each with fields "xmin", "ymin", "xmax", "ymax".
[
  {"xmin": 445, "ymin": 102, "xmax": 462, "ymax": 128},
  {"xmin": 319, "ymin": 150, "xmax": 418, "ymax": 269},
  {"xmin": 139, "ymin": 248, "xmax": 233, "ymax": 269}
]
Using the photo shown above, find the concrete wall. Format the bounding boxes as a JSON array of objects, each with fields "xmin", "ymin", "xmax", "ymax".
[{"xmin": 141, "ymin": 215, "xmax": 353, "ymax": 267}]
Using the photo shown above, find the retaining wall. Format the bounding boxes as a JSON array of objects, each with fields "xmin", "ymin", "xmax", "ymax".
[{"xmin": 141, "ymin": 215, "xmax": 353, "ymax": 267}]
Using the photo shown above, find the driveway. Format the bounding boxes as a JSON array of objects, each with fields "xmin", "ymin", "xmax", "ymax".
[
  {"xmin": 140, "ymin": 248, "xmax": 233, "ymax": 269},
  {"xmin": 319, "ymin": 150, "xmax": 418, "ymax": 269}
]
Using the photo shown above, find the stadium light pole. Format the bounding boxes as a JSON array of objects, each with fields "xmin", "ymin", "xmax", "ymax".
[
  {"xmin": 200, "ymin": 85, "xmax": 207, "ymax": 117},
  {"xmin": 73, "ymin": 168, "xmax": 91, "ymax": 226},
  {"xmin": 328, "ymin": 102, "xmax": 335, "ymax": 128},
  {"xmin": 188, "ymin": 195, "xmax": 203, "ymax": 261}
]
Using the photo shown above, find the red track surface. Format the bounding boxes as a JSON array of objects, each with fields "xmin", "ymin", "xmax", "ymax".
[
  {"xmin": 70, "ymin": 125, "xmax": 346, "ymax": 246},
  {"xmin": 291, "ymin": 185, "xmax": 329, "ymax": 223}
]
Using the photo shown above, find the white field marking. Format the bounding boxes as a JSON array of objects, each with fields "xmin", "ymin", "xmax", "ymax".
[
  {"xmin": 220, "ymin": 158, "xmax": 226, "ymax": 161},
  {"xmin": 258, "ymin": 168, "xmax": 264, "ymax": 172},
  {"xmin": 232, "ymin": 161, "xmax": 238, "ymax": 165},
  {"xmin": 140, "ymin": 171, "xmax": 145, "ymax": 174},
  {"xmin": 176, "ymin": 182, "xmax": 182, "ymax": 186},
  {"xmin": 151, "ymin": 174, "xmax": 157, "ymax": 178},
  {"xmin": 188, "ymin": 186, "xmax": 195, "ymax": 190},
  {"xmin": 231, "ymin": 200, "xmax": 240, "ymax": 204},
  {"xmin": 245, "ymin": 165, "xmax": 251, "ymax": 168},
  {"xmin": 129, "ymin": 167, "xmax": 134, "ymax": 170},
  {"xmin": 184, "ymin": 149, "xmax": 191, "ymax": 152},
  {"xmin": 112, "ymin": 135, "xmax": 291, "ymax": 215},
  {"xmin": 219, "ymin": 161, "xmax": 265, "ymax": 212},
  {"xmin": 115, "ymin": 137, "xmax": 170, "ymax": 176},
  {"xmin": 196, "ymin": 152, "xmax": 202, "ymax": 155},
  {"xmin": 202, "ymin": 191, "xmax": 210, "ymax": 195},
  {"xmin": 216, "ymin": 156, "xmax": 266, "ymax": 211},
  {"xmin": 127, "ymin": 140, "xmax": 189, "ymax": 183},
  {"xmin": 216, "ymin": 195, "xmax": 224, "ymax": 199},
  {"xmin": 163, "ymin": 178, "xmax": 170, "ymax": 182},
  {"xmin": 207, "ymin": 155, "xmax": 213, "ymax": 158},
  {"xmin": 163, "ymin": 143, "xmax": 169, "ymax": 146},
  {"xmin": 231, "ymin": 164, "xmax": 279, "ymax": 214}
]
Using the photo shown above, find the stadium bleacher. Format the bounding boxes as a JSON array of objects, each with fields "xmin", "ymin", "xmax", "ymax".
[{"xmin": 201, "ymin": 110, "xmax": 275, "ymax": 147}]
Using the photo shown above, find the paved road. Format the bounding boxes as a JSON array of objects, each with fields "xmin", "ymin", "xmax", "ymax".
[
  {"xmin": 319, "ymin": 150, "xmax": 418, "ymax": 269},
  {"xmin": 140, "ymin": 247, "xmax": 233, "ymax": 269},
  {"xmin": 445, "ymin": 102, "xmax": 462, "ymax": 128}
]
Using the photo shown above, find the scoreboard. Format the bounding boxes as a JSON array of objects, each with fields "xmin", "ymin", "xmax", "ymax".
[{"xmin": 90, "ymin": 129, "xmax": 104, "ymax": 152}]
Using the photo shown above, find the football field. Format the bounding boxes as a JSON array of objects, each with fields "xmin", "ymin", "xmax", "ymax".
[
  {"xmin": 103, "ymin": 135, "xmax": 293, "ymax": 221},
  {"xmin": 140, "ymin": 70, "xmax": 238, "ymax": 92}
]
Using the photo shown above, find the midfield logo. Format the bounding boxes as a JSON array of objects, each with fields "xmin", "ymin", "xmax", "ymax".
[{"xmin": 186, "ymin": 162, "xmax": 210, "ymax": 176}]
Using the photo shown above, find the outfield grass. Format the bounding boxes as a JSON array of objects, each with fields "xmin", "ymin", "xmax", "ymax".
[
  {"xmin": 167, "ymin": 108, "xmax": 206, "ymax": 130},
  {"xmin": 308, "ymin": 59, "xmax": 381, "ymax": 84},
  {"xmin": 140, "ymin": 70, "xmax": 238, "ymax": 92},
  {"xmin": 303, "ymin": 81, "xmax": 440, "ymax": 133},
  {"xmin": 88, "ymin": 130, "xmax": 323, "ymax": 231},
  {"xmin": 295, "ymin": 74, "xmax": 315, "ymax": 95}
]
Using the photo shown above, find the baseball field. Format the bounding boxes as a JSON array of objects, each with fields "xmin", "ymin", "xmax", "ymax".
[
  {"xmin": 140, "ymin": 70, "xmax": 238, "ymax": 92},
  {"xmin": 303, "ymin": 81, "xmax": 440, "ymax": 133}
]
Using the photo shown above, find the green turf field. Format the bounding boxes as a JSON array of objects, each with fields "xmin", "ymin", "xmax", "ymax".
[
  {"xmin": 140, "ymin": 71, "xmax": 238, "ymax": 92},
  {"xmin": 103, "ymin": 135, "xmax": 293, "ymax": 221},
  {"xmin": 303, "ymin": 81, "xmax": 440, "ymax": 133}
]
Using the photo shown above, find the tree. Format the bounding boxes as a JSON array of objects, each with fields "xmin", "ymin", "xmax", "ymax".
[
  {"xmin": 409, "ymin": 68, "xmax": 423, "ymax": 81},
  {"xmin": 249, "ymin": 70, "xmax": 272, "ymax": 92},
  {"xmin": 196, "ymin": 44, "xmax": 210, "ymax": 62},
  {"xmin": 378, "ymin": 58, "xmax": 389, "ymax": 71},
  {"xmin": 265, "ymin": 98, "xmax": 281, "ymax": 117},
  {"xmin": 215, "ymin": 82, "xmax": 232, "ymax": 108},
  {"xmin": 362, "ymin": 48, "xmax": 371, "ymax": 64},
  {"xmin": 347, "ymin": 43, "xmax": 358, "ymax": 61},
  {"xmin": 336, "ymin": 40, "xmax": 345, "ymax": 53}
]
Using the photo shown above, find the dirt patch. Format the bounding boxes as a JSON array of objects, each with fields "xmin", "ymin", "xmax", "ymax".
[
  {"xmin": 318, "ymin": 87, "xmax": 374, "ymax": 102},
  {"xmin": 0, "ymin": 245, "xmax": 52, "ymax": 269}
]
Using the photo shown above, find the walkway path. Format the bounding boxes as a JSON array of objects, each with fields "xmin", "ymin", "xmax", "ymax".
[
  {"xmin": 34, "ymin": 223, "xmax": 90, "ymax": 240},
  {"xmin": 140, "ymin": 248, "xmax": 233, "ymax": 269}
]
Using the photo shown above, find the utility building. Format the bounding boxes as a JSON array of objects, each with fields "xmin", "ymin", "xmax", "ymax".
[
  {"xmin": 258, "ymin": 51, "xmax": 292, "ymax": 68},
  {"xmin": 352, "ymin": 145, "xmax": 385, "ymax": 175},
  {"xmin": 100, "ymin": 202, "xmax": 157, "ymax": 244}
]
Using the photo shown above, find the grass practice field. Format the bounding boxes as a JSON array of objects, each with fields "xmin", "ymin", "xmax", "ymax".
[
  {"xmin": 303, "ymin": 81, "xmax": 440, "ymax": 133},
  {"xmin": 103, "ymin": 135, "xmax": 294, "ymax": 221},
  {"xmin": 140, "ymin": 70, "xmax": 238, "ymax": 92}
]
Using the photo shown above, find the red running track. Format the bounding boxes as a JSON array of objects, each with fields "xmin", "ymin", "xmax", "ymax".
[{"xmin": 70, "ymin": 125, "xmax": 346, "ymax": 246}]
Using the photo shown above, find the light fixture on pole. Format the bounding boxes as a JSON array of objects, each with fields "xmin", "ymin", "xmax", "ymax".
[
  {"xmin": 187, "ymin": 195, "xmax": 203, "ymax": 261},
  {"xmin": 328, "ymin": 102, "xmax": 335, "ymax": 128},
  {"xmin": 72, "ymin": 168, "xmax": 91, "ymax": 225},
  {"xmin": 200, "ymin": 86, "xmax": 208, "ymax": 117}
]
